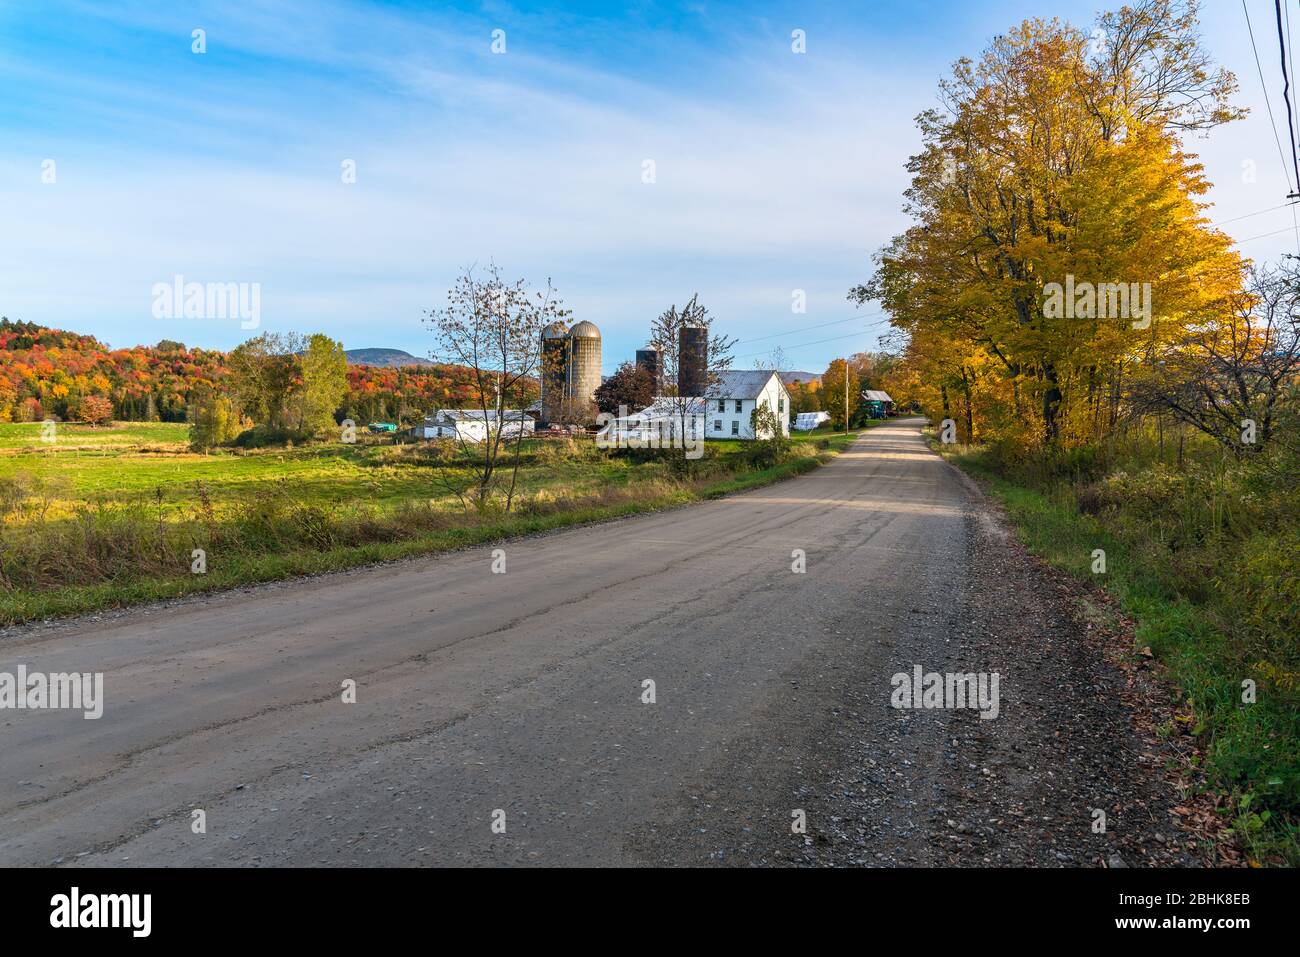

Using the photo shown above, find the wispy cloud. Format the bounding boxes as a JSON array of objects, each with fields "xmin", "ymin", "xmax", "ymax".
[{"xmin": 0, "ymin": 0, "xmax": 1293, "ymax": 370}]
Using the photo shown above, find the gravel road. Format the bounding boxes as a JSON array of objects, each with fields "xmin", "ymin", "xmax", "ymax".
[{"xmin": 0, "ymin": 419, "xmax": 1204, "ymax": 866}]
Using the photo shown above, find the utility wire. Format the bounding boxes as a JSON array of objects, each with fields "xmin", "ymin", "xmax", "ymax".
[
  {"xmin": 1244, "ymin": 0, "xmax": 1296, "ymax": 193},
  {"xmin": 735, "ymin": 312, "xmax": 883, "ymax": 346},
  {"xmin": 1284, "ymin": 0, "xmax": 1300, "ymax": 251},
  {"xmin": 1274, "ymin": 0, "xmax": 1300, "ymax": 193},
  {"xmin": 1236, "ymin": 223, "xmax": 1300, "ymax": 243},
  {"xmin": 734, "ymin": 327, "xmax": 884, "ymax": 361},
  {"xmin": 1209, "ymin": 200, "xmax": 1296, "ymax": 225}
]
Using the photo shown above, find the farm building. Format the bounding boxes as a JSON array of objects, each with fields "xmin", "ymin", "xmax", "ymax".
[
  {"xmin": 861, "ymin": 390, "xmax": 894, "ymax": 418},
  {"xmin": 700, "ymin": 370, "xmax": 791, "ymax": 439},
  {"xmin": 604, "ymin": 370, "xmax": 790, "ymax": 443},
  {"xmin": 414, "ymin": 409, "xmax": 535, "ymax": 442},
  {"xmin": 603, "ymin": 397, "xmax": 708, "ymax": 447}
]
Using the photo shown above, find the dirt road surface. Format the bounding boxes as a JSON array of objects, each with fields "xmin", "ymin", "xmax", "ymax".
[{"xmin": 0, "ymin": 420, "xmax": 1198, "ymax": 866}]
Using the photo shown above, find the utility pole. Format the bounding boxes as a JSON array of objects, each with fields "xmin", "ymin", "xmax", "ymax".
[{"xmin": 843, "ymin": 357, "xmax": 850, "ymax": 436}]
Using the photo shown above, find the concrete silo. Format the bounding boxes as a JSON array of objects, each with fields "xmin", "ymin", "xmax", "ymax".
[
  {"xmin": 566, "ymin": 320, "xmax": 602, "ymax": 418},
  {"xmin": 678, "ymin": 324, "xmax": 708, "ymax": 398},
  {"xmin": 539, "ymin": 321, "xmax": 570, "ymax": 425},
  {"xmin": 635, "ymin": 346, "xmax": 662, "ymax": 396}
]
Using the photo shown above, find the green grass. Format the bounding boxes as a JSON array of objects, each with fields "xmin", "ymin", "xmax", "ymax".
[
  {"xmin": 933, "ymin": 434, "xmax": 1300, "ymax": 866},
  {"xmin": 0, "ymin": 423, "xmax": 865, "ymax": 626},
  {"xmin": 0, "ymin": 421, "xmax": 188, "ymax": 449}
]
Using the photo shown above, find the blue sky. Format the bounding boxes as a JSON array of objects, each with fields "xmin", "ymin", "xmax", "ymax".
[{"xmin": 1, "ymin": 0, "xmax": 1297, "ymax": 374}]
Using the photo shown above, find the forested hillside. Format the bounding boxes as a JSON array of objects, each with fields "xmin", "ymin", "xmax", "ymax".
[{"xmin": 0, "ymin": 318, "xmax": 509, "ymax": 425}]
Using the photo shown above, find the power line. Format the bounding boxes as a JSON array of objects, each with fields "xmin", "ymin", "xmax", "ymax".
[
  {"xmin": 734, "ymin": 327, "xmax": 884, "ymax": 361},
  {"xmin": 1209, "ymin": 200, "xmax": 1297, "ymax": 226},
  {"xmin": 1235, "ymin": 223, "xmax": 1300, "ymax": 243},
  {"xmin": 1284, "ymin": 0, "xmax": 1300, "ymax": 252},
  {"xmin": 1287, "ymin": 0, "xmax": 1300, "ymax": 128},
  {"xmin": 734, "ymin": 312, "xmax": 883, "ymax": 346},
  {"xmin": 1244, "ymin": 0, "xmax": 1296, "ymax": 193},
  {"xmin": 1275, "ymin": 0, "xmax": 1300, "ymax": 193}
]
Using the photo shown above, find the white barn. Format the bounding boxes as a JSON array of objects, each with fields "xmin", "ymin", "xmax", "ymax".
[{"xmin": 415, "ymin": 409, "xmax": 534, "ymax": 443}]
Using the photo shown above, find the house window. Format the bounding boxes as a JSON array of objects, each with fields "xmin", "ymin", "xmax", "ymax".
[
  {"xmin": 718, "ymin": 399, "xmax": 725, "ymax": 412},
  {"xmin": 714, "ymin": 419, "xmax": 722, "ymax": 432},
  {"xmin": 731, "ymin": 420, "xmax": 739, "ymax": 436},
  {"xmin": 734, "ymin": 399, "xmax": 742, "ymax": 413},
  {"xmin": 778, "ymin": 396, "xmax": 785, "ymax": 413}
]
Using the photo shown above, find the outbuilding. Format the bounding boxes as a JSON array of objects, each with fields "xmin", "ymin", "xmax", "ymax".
[{"xmin": 415, "ymin": 409, "xmax": 535, "ymax": 442}]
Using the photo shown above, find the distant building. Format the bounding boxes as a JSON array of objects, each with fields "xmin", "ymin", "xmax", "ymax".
[
  {"xmin": 415, "ymin": 409, "xmax": 535, "ymax": 442},
  {"xmin": 608, "ymin": 370, "xmax": 790, "ymax": 442},
  {"xmin": 634, "ymin": 346, "xmax": 662, "ymax": 394},
  {"xmin": 539, "ymin": 320, "xmax": 602, "ymax": 425},
  {"xmin": 700, "ymin": 370, "xmax": 791, "ymax": 439},
  {"xmin": 678, "ymin": 324, "xmax": 708, "ymax": 398},
  {"xmin": 861, "ymin": 390, "xmax": 894, "ymax": 418}
]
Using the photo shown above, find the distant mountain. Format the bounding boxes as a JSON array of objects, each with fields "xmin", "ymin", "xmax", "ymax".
[
  {"xmin": 780, "ymin": 370, "xmax": 822, "ymax": 385},
  {"xmin": 345, "ymin": 348, "xmax": 434, "ymax": 368}
]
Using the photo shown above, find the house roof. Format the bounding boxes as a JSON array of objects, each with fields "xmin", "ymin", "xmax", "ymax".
[
  {"xmin": 861, "ymin": 390, "xmax": 893, "ymax": 403},
  {"xmin": 429, "ymin": 409, "xmax": 532, "ymax": 422},
  {"xmin": 703, "ymin": 370, "xmax": 784, "ymax": 400}
]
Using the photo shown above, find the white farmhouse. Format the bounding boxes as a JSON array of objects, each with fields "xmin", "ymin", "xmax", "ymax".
[
  {"xmin": 602, "ymin": 370, "xmax": 791, "ymax": 445},
  {"xmin": 700, "ymin": 370, "xmax": 791, "ymax": 439},
  {"xmin": 415, "ymin": 409, "xmax": 535, "ymax": 443}
]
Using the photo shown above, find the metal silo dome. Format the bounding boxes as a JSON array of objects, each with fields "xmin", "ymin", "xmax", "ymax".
[{"xmin": 566, "ymin": 320, "xmax": 602, "ymax": 416}]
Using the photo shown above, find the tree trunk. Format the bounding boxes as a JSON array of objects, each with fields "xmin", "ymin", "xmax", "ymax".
[{"xmin": 1042, "ymin": 364, "xmax": 1062, "ymax": 444}]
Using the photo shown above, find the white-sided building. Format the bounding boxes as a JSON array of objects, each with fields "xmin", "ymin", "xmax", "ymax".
[
  {"xmin": 602, "ymin": 370, "xmax": 791, "ymax": 445},
  {"xmin": 700, "ymin": 370, "xmax": 791, "ymax": 439},
  {"xmin": 415, "ymin": 409, "xmax": 535, "ymax": 443},
  {"xmin": 603, "ymin": 397, "xmax": 707, "ymax": 446}
]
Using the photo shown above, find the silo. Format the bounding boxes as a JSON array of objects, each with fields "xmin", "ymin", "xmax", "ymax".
[
  {"xmin": 566, "ymin": 320, "xmax": 602, "ymax": 414},
  {"xmin": 540, "ymin": 321, "xmax": 570, "ymax": 424},
  {"xmin": 635, "ymin": 346, "xmax": 662, "ymax": 395},
  {"xmin": 678, "ymin": 324, "xmax": 708, "ymax": 398}
]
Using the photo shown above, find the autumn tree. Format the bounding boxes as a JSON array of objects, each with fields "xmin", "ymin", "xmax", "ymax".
[
  {"xmin": 187, "ymin": 389, "xmax": 248, "ymax": 450},
  {"xmin": 820, "ymin": 358, "xmax": 861, "ymax": 431},
  {"xmin": 295, "ymin": 334, "xmax": 348, "ymax": 435},
  {"xmin": 594, "ymin": 361, "xmax": 654, "ymax": 415},
  {"xmin": 77, "ymin": 395, "xmax": 113, "ymax": 426},
  {"xmin": 855, "ymin": 0, "xmax": 1245, "ymax": 449},
  {"xmin": 227, "ymin": 333, "xmax": 302, "ymax": 430}
]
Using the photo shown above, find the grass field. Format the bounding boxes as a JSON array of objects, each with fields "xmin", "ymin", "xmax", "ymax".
[
  {"xmin": 931, "ymin": 429, "xmax": 1300, "ymax": 866},
  {"xmin": 0, "ymin": 421, "xmax": 872, "ymax": 625},
  {"xmin": 0, "ymin": 420, "xmax": 189, "ymax": 449}
]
